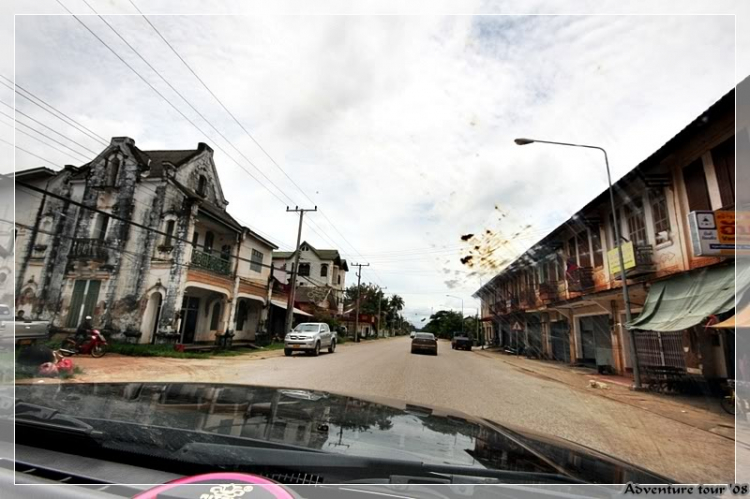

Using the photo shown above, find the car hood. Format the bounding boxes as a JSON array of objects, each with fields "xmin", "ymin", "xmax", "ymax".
[{"xmin": 15, "ymin": 382, "xmax": 669, "ymax": 483}]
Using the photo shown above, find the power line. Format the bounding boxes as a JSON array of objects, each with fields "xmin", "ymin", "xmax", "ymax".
[
  {"xmin": 0, "ymin": 109, "xmax": 90, "ymax": 161},
  {"xmin": 125, "ymin": 2, "xmax": 382, "ymax": 285},
  {"xmin": 55, "ymin": 3, "xmax": 345, "ymax": 256},
  {"xmin": 0, "ymin": 75, "xmax": 109, "ymax": 146},
  {"xmin": 0, "ymin": 118, "xmax": 90, "ymax": 163},
  {"xmin": 0, "ymin": 100, "xmax": 100, "ymax": 155},
  {"xmin": 2, "ymin": 82, "xmax": 291, "ymax": 251},
  {"xmin": 0, "ymin": 137, "xmax": 64, "ymax": 167},
  {"xmin": 16, "ymin": 181, "xmax": 289, "ymax": 273},
  {"xmin": 79, "ymin": 4, "xmax": 299, "ymax": 209}
]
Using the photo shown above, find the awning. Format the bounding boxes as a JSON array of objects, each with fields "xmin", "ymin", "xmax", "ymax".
[
  {"xmin": 270, "ymin": 299, "xmax": 313, "ymax": 317},
  {"xmin": 710, "ymin": 307, "xmax": 750, "ymax": 329},
  {"xmin": 626, "ymin": 265, "xmax": 739, "ymax": 332}
]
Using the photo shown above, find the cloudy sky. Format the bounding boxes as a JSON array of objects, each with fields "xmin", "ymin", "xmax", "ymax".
[{"xmin": 2, "ymin": 1, "xmax": 748, "ymax": 325}]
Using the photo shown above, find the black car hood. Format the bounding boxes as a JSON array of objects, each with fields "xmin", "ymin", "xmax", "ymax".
[{"xmin": 15, "ymin": 382, "xmax": 669, "ymax": 483}]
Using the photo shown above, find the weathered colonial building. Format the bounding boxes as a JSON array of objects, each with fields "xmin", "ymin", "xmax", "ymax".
[
  {"xmin": 272, "ymin": 241, "xmax": 348, "ymax": 315},
  {"xmin": 14, "ymin": 137, "xmax": 286, "ymax": 344},
  {"xmin": 475, "ymin": 89, "xmax": 743, "ymax": 383}
]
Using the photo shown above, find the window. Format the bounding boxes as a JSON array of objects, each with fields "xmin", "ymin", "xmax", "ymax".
[
  {"xmin": 236, "ymin": 301, "xmax": 248, "ymax": 330},
  {"xmin": 298, "ymin": 263, "xmax": 310, "ymax": 276},
  {"xmin": 567, "ymin": 236, "xmax": 576, "ymax": 262},
  {"xmin": 210, "ymin": 302, "xmax": 222, "ymax": 330},
  {"xmin": 164, "ymin": 220, "xmax": 176, "ymax": 247},
  {"xmin": 65, "ymin": 280, "xmax": 101, "ymax": 328},
  {"xmin": 711, "ymin": 138, "xmax": 735, "ymax": 208},
  {"xmin": 591, "ymin": 228, "xmax": 603, "ymax": 267},
  {"xmin": 650, "ymin": 189, "xmax": 671, "ymax": 244},
  {"xmin": 106, "ymin": 155, "xmax": 120, "ymax": 186},
  {"xmin": 625, "ymin": 198, "xmax": 648, "ymax": 246},
  {"xmin": 608, "ymin": 212, "xmax": 619, "ymax": 249},
  {"xmin": 204, "ymin": 231, "xmax": 214, "ymax": 254},
  {"xmin": 337, "ymin": 274, "xmax": 341, "ymax": 285},
  {"xmin": 220, "ymin": 244, "xmax": 232, "ymax": 261},
  {"xmin": 577, "ymin": 231, "xmax": 591, "ymax": 267},
  {"xmin": 683, "ymin": 159, "xmax": 711, "ymax": 211},
  {"xmin": 92, "ymin": 213, "xmax": 109, "ymax": 241},
  {"xmin": 192, "ymin": 230, "xmax": 199, "ymax": 248},
  {"xmin": 320, "ymin": 264, "xmax": 328, "ymax": 277},
  {"xmin": 197, "ymin": 175, "xmax": 207, "ymax": 197},
  {"xmin": 250, "ymin": 249, "xmax": 263, "ymax": 272}
]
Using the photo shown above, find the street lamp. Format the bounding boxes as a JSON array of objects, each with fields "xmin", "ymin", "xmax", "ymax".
[
  {"xmin": 514, "ymin": 137, "xmax": 641, "ymax": 389},
  {"xmin": 446, "ymin": 294, "xmax": 464, "ymax": 335}
]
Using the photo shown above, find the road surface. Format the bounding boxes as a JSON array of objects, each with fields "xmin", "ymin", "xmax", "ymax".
[{"xmin": 65, "ymin": 336, "xmax": 733, "ymax": 483}]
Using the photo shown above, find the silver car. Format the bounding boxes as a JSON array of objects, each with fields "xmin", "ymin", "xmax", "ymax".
[{"xmin": 284, "ymin": 322, "xmax": 336, "ymax": 357}]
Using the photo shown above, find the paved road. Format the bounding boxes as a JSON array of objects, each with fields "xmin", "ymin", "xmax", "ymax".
[{"xmin": 68, "ymin": 337, "xmax": 733, "ymax": 482}]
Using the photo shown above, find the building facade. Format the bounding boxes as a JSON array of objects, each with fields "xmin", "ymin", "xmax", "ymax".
[
  {"xmin": 14, "ymin": 137, "xmax": 279, "ymax": 344},
  {"xmin": 272, "ymin": 241, "xmax": 348, "ymax": 315},
  {"xmin": 475, "ymin": 89, "xmax": 741, "ymax": 382}
]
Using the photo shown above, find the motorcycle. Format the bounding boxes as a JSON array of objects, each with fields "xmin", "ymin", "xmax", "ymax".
[{"xmin": 60, "ymin": 329, "xmax": 107, "ymax": 358}]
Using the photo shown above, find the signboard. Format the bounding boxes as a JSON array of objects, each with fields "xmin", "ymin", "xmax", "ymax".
[
  {"xmin": 688, "ymin": 211, "xmax": 740, "ymax": 256},
  {"xmin": 512, "ymin": 321, "xmax": 523, "ymax": 331},
  {"xmin": 607, "ymin": 241, "xmax": 636, "ymax": 275}
]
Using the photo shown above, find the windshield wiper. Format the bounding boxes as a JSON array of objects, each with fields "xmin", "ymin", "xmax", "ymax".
[
  {"xmin": 15, "ymin": 402, "xmax": 105, "ymax": 441},
  {"xmin": 175, "ymin": 442, "xmax": 590, "ymax": 484}
]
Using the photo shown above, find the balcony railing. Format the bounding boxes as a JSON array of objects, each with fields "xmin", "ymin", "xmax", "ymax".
[
  {"xmin": 566, "ymin": 267, "xmax": 594, "ymax": 292},
  {"xmin": 70, "ymin": 238, "xmax": 108, "ymax": 261},
  {"xmin": 613, "ymin": 244, "xmax": 656, "ymax": 280},
  {"xmin": 191, "ymin": 249, "xmax": 232, "ymax": 275},
  {"xmin": 538, "ymin": 281, "xmax": 559, "ymax": 302}
]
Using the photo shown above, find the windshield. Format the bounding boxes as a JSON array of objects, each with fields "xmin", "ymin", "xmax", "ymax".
[
  {"xmin": 293, "ymin": 324, "xmax": 320, "ymax": 333},
  {"xmin": 5, "ymin": 10, "xmax": 746, "ymax": 490}
]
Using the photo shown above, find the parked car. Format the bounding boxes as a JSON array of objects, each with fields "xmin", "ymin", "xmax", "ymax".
[
  {"xmin": 451, "ymin": 332, "xmax": 473, "ymax": 351},
  {"xmin": 0, "ymin": 319, "xmax": 51, "ymax": 349},
  {"xmin": 284, "ymin": 322, "xmax": 336, "ymax": 356},
  {"xmin": 411, "ymin": 332, "xmax": 438, "ymax": 356}
]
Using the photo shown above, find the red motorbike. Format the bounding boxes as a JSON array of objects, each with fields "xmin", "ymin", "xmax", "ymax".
[{"xmin": 60, "ymin": 329, "xmax": 107, "ymax": 358}]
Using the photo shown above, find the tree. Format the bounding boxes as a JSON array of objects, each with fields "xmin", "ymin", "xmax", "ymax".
[{"xmin": 423, "ymin": 310, "xmax": 464, "ymax": 339}]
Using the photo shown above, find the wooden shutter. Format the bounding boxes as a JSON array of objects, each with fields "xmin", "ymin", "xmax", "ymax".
[
  {"xmin": 82, "ymin": 280, "xmax": 101, "ymax": 319},
  {"xmin": 683, "ymin": 159, "xmax": 711, "ymax": 211},
  {"xmin": 66, "ymin": 280, "xmax": 88, "ymax": 327},
  {"xmin": 711, "ymin": 139, "xmax": 735, "ymax": 208}
]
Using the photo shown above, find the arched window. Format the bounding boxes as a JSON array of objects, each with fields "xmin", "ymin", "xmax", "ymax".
[
  {"xmin": 320, "ymin": 264, "xmax": 328, "ymax": 277},
  {"xmin": 204, "ymin": 232, "xmax": 214, "ymax": 254},
  {"xmin": 298, "ymin": 263, "xmax": 310, "ymax": 277},
  {"xmin": 210, "ymin": 302, "xmax": 222, "ymax": 330}
]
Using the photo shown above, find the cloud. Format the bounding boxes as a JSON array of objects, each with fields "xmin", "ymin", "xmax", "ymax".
[{"xmin": 3, "ymin": 8, "xmax": 742, "ymax": 325}]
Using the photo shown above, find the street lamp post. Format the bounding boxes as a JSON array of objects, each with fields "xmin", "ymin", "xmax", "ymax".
[
  {"xmin": 446, "ymin": 295, "xmax": 464, "ymax": 335},
  {"xmin": 514, "ymin": 138, "xmax": 641, "ymax": 389}
]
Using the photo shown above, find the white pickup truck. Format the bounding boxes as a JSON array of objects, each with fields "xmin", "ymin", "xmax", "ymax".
[{"xmin": 284, "ymin": 322, "xmax": 337, "ymax": 357}]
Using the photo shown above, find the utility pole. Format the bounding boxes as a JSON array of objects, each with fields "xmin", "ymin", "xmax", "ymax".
[
  {"xmin": 352, "ymin": 262, "xmax": 370, "ymax": 342},
  {"xmin": 377, "ymin": 286, "xmax": 387, "ymax": 338},
  {"xmin": 284, "ymin": 206, "xmax": 317, "ymax": 337}
]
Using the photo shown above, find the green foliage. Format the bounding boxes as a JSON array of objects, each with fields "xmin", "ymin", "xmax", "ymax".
[
  {"xmin": 423, "ymin": 310, "xmax": 478, "ymax": 340},
  {"xmin": 108, "ymin": 343, "xmax": 212, "ymax": 359}
]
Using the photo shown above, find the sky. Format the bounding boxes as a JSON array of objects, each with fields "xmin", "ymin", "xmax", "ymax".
[{"xmin": 1, "ymin": 1, "xmax": 748, "ymax": 326}]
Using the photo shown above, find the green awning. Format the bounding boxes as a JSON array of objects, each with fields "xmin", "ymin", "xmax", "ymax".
[{"xmin": 627, "ymin": 265, "xmax": 741, "ymax": 332}]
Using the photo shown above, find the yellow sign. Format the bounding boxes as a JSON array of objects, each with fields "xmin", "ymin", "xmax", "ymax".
[
  {"xmin": 716, "ymin": 210, "xmax": 735, "ymax": 245},
  {"xmin": 607, "ymin": 241, "xmax": 636, "ymax": 275}
]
